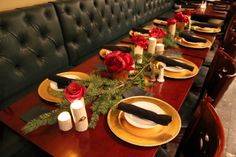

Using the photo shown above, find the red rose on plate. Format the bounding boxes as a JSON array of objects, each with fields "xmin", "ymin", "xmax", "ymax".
[
  {"xmin": 149, "ymin": 27, "xmax": 167, "ymax": 38},
  {"xmin": 64, "ymin": 82, "xmax": 86, "ymax": 103},
  {"xmin": 104, "ymin": 51, "xmax": 135, "ymax": 73},
  {"xmin": 131, "ymin": 35, "xmax": 148, "ymax": 49}
]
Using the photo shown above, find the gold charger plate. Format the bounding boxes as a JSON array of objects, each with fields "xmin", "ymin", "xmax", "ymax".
[
  {"xmin": 163, "ymin": 57, "xmax": 199, "ymax": 79},
  {"xmin": 38, "ymin": 71, "xmax": 89, "ymax": 103},
  {"xmin": 191, "ymin": 25, "xmax": 221, "ymax": 33},
  {"xmin": 107, "ymin": 96, "xmax": 181, "ymax": 147},
  {"xmin": 175, "ymin": 36, "xmax": 212, "ymax": 49}
]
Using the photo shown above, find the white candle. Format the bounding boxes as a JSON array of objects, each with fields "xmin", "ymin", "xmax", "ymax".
[
  {"xmin": 129, "ymin": 62, "xmax": 136, "ymax": 74},
  {"xmin": 168, "ymin": 23, "xmax": 176, "ymax": 36},
  {"xmin": 70, "ymin": 98, "xmax": 88, "ymax": 132},
  {"xmin": 134, "ymin": 45, "xmax": 143, "ymax": 64},
  {"xmin": 57, "ymin": 111, "xmax": 72, "ymax": 131},
  {"xmin": 147, "ymin": 37, "xmax": 157, "ymax": 55},
  {"xmin": 156, "ymin": 43, "xmax": 165, "ymax": 55}
]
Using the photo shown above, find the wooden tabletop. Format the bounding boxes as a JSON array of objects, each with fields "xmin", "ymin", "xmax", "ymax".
[
  {"xmin": 193, "ymin": 4, "xmax": 228, "ymax": 20},
  {"xmin": 0, "ymin": 53, "xmax": 203, "ymax": 157}
]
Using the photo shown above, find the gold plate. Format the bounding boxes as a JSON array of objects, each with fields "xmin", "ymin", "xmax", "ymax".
[
  {"xmin": 107, "ymin": 96, "xmax": 181, "ymax": 147},
  {"xmin": 163, "ymin": 57, "xmax": 199, "ymax": 79},
  {"xmin": 99, "ymin": 44, "xmax": 132, "ymax": 59},
  {"xmin": 175, "ymin": 36, "xmax": 212, "ymax": 49},
  {"xmin": 38, "ymin": 71, "xmax": 89, "ymax": 103},
  {"xmin": 129, "ymin": 29, "xmax": 149, "ymax": 38},
  {"xmin": 191, "ymin": 25, "xmax": 221, "ymax": 33}
]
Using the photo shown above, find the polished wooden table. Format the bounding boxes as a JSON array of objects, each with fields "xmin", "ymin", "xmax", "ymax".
[
  {"xmin": 0, "ymin": 52, "xmax": 203, "ymax": 157},
  {"xmin": 193, "ymin": 3, "xmax": 228, "ymax": 20}
]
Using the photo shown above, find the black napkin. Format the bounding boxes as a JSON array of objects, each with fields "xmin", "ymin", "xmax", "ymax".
[
  {"xmin": 117, "ymin": 102, "xmax": 172, "ymax": 126},
  {"xmin": 122, "ymin": 86, "xmax": 152, "ymax": 98},
  {"xmin": 21, "ymin": 105, "xmax": 51, "ymax": 122},
  {"xmin": 179, "ymin": 32, "xmax": 207, "ymax": 43},
  {"xmin": 192, "ymin": 22, "xmax": 219, "ymax": 28},
  {"xmin": 48, "ymin": 74, "xmax": 73, "ymax": 89},
  {"xmin": 102, "ymin": 45, "xmax": 132, "ymax": 52},
  {"xmin": 156, "ymin": 55, "xmax": 194, "ymax": 71},
  {"xmin": 132, "ymin": 27, "xmax": 149, "ymax": 34}
]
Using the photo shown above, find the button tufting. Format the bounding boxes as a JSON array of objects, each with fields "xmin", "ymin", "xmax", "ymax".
[
  {"xmin": 80, "ymin": 3, "xmax": 85, "ymax": 11},
  {"xmin": 93, "ymin": 1, "xmax": 98, "ymax": 7},
  {"xmin": 23, "ymin": 14, "xmax": 33, "ymax": 24},
  {"xmin": 0, "ymin": 20, "xmax": 8, "ymax": 31},
  {"xmin": 18, "ymin": 33, "xmax": 29, "ymax": 46},
  {"xmin": 64, "ymin": 6, "xmax": 71, "ymax": 15},
  {"xmin": 76, "ymin": 17, "xmax": 81, "ymax": 26},
  {"xmin": 44, "ymin": 9, "xmax": 53, "ymax": 20},
  {"xmin": 39, "ymin": 26, "xmax": 49, "ymax": 38}
]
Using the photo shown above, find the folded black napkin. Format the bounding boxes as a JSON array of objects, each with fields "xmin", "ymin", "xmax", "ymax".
[
  {"xmin": 102, "ymin": 45, "xmax": 132, "ymax": 52},
  {"xmin": 48, "ymin": 74, "xmax": 73, "ymax": 89},
  {"xmin": 156, "ymin": 55, "xmax": 194, "ymax": 71},
  {"xmin": 117, "ymin": 102, "xmax": 172, "ymax": 126},
  {"xmin": 132, "ymin": 27, "xmax": 149, "ymax": 34},
  {"xmin": 21, "ymin": 105, "xmax": 50, "ymax": 122},
  {"xmin": 192, "ymin": 22, "xmax": 219, "ymax": 28},
  {"xmin": 122, "ymin": 86, "xmax": 152, "ymax": 98},
  {"xmin": 179, "ymin": 32, "xmax": 207, "ymax": 43}
]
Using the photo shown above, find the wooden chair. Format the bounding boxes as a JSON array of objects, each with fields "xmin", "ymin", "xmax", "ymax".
[
  {"xmin": 175, "ymin": 97, "xmax": 225, "ymax": 157},
  {"xmin": 155, "ymin": 97, "xmax": 225, "ymax": 157},
  {"xmin": 179, "ymin": 47, "xmax": 236, "ymax": 129},
  {"xmin": 202, "ymin": 48, "xmax": 236, "ymax": 107}
]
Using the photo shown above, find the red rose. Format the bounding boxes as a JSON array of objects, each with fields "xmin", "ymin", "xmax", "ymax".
[
  {"xmin": 167, "ymin": 18, "xmax": 177, "ymax": 25},
  {"xmin": 64, "ymin": 82, "xmax": 86, "ymax": 103},
  {"xmin": 184, "ymin": 9, "xmax": 194, "ymax": 16},
  {"xmin": 131, "ymin": 35, "xmax": 148, "ymax": 49},
  {"xmin": 175, "ymin": 11, "xmax": 189, "ymax": 23},
  {"xmin": 149, "ymin": 27, "xmax": 167, "ymax": 38},
  {"xmin": 104, "ymin": 51, "xmax": 135, "ymax": 73}
]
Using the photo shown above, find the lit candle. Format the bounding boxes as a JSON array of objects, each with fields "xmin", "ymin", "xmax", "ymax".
[
  {"xmin": 70, "ymin": 98, "xmax": 88, "ymax": 132},
  {"xmin": 147, "ymin": 37, "xmax": 157, "ymax": 55},
  {"xmin": 134, "ymin": 45, "xmax": 143, "ymax": 64},
  {"xmin": 156, "ymin": 43, "xmax": 165, "ymax": 55},
  {"xmin": 57, "ymin": 111, "xmax": 73, "ymax": 131}
]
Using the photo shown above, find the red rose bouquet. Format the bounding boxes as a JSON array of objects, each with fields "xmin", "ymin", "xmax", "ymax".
[
  {"xmin": 104, "ymin": 51, "xmax": 135, "ymax": 73},
  {"xmin": 175, "ymin": 11, "xmax": 189, "ymax": 23},
  {"xmin": 167, "ymin": 18, "xmax": 177, "ymax": 25},
  {"xmin": 64, "ymin": 82, "xmax": 86, "ymax": 103},
  {"xmin": 149, "ymin": 27, "xmax": 167, "ymax": 38},
  {"xmin": 131, "ymin": 35, "xmax": 148, "ymax": 49},
  {"xmin": 184, "ymin": 9, "xmax": 194, "ymax": 16}
]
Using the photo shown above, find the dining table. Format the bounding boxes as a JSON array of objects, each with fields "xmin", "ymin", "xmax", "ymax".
[{"xmin": 0, "ymin": 23, "xmax": 217, "ymax": 157}]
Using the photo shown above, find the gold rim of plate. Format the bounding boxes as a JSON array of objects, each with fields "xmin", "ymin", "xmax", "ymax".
[
  {"xmin": 175, "ymin": 36, "xmax": 212, "ymax": 49},
  {"xmin": 107, "ymin": 96, "xmax": 181, "ymax": 147},
  {"xmin": 191, "ymin": 26, "xmax": 221, "ymax": 33},
  {"xmin": 38, "ymin": 71, "xmax": 89, "ymax": 103},
  {"xmin": 163, "ymin": 57, "xmax": 199, "ymax": 79},
  {"xmin": 129, "ymin": 30, "xmax": 149, "ymax": 38}
]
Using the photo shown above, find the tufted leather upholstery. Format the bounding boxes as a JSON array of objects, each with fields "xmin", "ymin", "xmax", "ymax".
[
  {"xmin": 135, "ymin": 0, "xmax": 174, "ymax": 26},
  {"xmin": 0, "ymin": 3, "xmax": 69, "ymax": 108},
  {"xmin": 54, "ymin": 0, "xmax": 136, "ymax": 65}
]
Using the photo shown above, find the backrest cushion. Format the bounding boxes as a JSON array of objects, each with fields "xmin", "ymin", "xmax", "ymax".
[
  {"xmin": 0, "ymin": 3, "xmax": 69, "ymax": 107},
  {"xmin": 54, "ymin": 0, "xmax": 136, "ymax": 65},
  {"xmin": 135, "ymin": 0, "xmax": 174, "ymax": 26}
]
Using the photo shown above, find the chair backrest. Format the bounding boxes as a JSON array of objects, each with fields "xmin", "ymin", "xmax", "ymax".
[
  {"xmin": 203, "ymin": 48, "xmax": 236, "ymax": 107},
  {"xmin": 175, "ymin": 97, "xmax": 225, "ymax": 157},
  {"xmin": 223, "ymin": 10, "xmax": 236, "ymax": 52}
]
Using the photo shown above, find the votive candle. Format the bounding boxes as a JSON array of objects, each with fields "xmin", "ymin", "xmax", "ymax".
[
  {"xmin": 156, "ymin": 43, "xmax": 165, "ymax": 55},
  {"xmin": 57, "ymin": 111, "xmax": 73, "ymax": 131},
  {"xmin": 70, "ymin": 98, "xmax": 88, "ymax": 132},
  {"xmin": 147, "ymin": 37, "xmax": 157, "ymax": 55}
]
